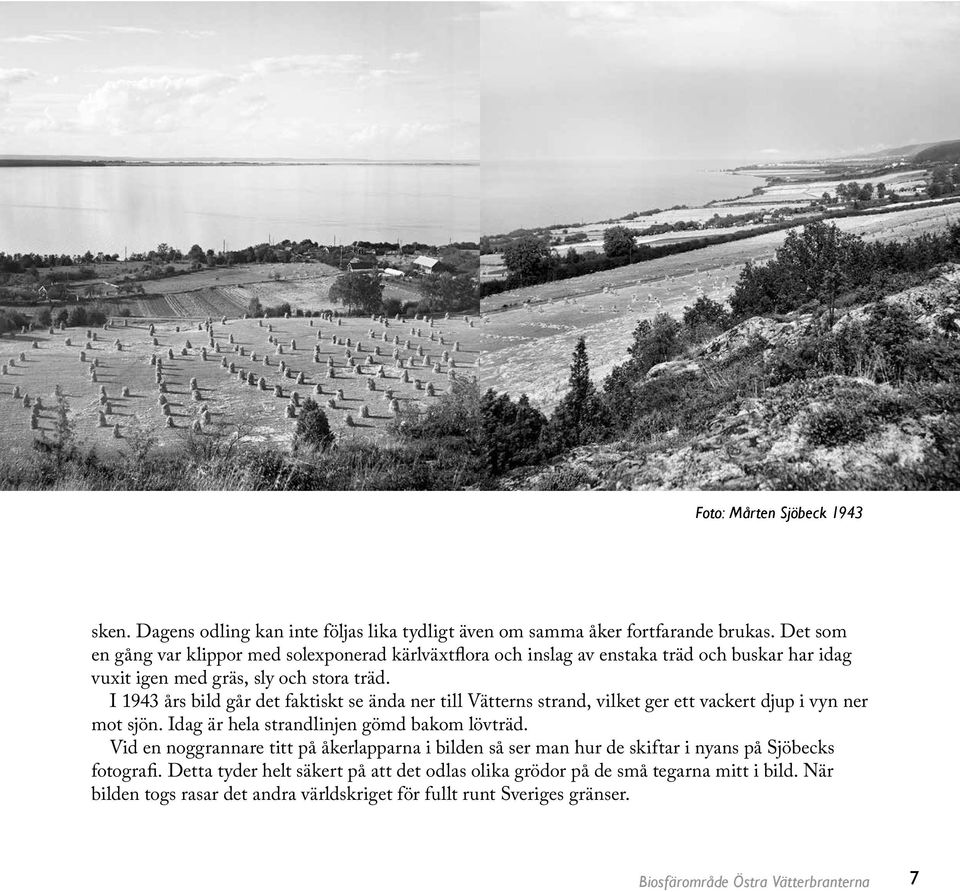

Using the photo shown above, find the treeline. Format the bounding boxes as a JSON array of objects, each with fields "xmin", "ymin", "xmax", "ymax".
[
  {"xmin": 481, "ymin": 195, "xmax": 960, "ymax": 300},
  {"xmin": 479, "ymin": 223, "xmax": 795, "ymax": 299}
]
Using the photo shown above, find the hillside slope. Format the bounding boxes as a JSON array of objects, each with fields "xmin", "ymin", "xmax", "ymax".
[{"xmin": 505, "ymin": 265, "xmax": 960, "ymax": 490}]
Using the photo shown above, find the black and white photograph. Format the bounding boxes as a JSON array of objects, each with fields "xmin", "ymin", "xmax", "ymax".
[{"xmin": 2, "ymin": 0, "xmax": 959, "ymax": 489}]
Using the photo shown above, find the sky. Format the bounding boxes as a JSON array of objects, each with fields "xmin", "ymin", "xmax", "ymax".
[
  {"xmin": 0, "ymin": 2, "xmax": 479, "ymax": 160},
  {"xmin": 479, "ymin": 1, "xmax": 960, "ymax": 162},
  {"xmin": 2, "ymin": 2, "xmax": 958, "ymax": 165}
]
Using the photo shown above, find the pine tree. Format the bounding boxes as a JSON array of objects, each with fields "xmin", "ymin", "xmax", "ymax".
[{"xmin": 551, "ymin": 337, "xmax": 607, "ymax": 447}]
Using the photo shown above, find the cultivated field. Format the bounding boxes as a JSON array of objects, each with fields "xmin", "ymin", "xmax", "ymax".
[
  {"xmin": 0, "ymin": 311, "xmax": 480, "ymax": 460},
  {"xmin": 480, "ymin": 204, "xmax": 960, "ymax": 411}
]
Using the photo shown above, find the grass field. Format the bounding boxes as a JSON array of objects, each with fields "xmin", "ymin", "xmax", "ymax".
[
  {"xmin": 0, "ymin": 310, "xmax": 480, "ymax": 460},
  {"xmin": 479, "ymin": 203, "xmax": 960, "ymax": 411}
]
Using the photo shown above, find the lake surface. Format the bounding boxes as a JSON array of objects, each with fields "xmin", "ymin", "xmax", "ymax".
[
  {"xmin": 481, "ymin": 159, "xmax": 766, "ymax": 234},
  {"xmin": 0, "ymin": 163, "xmax": 480, "ymax": 255}
]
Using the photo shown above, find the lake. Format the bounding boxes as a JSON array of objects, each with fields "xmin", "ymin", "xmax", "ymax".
[
  {"xmin": 481, "ymin": 159, "xmax": 767, "ymax": 235},
  {"xmin": 0, "ymin": 163, "xmax": 480, "ymax": 256}
]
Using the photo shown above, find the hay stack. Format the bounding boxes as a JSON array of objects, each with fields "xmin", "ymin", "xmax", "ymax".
[
  {"xmin": 426, "ymin": 382, "xmax": 435, "ymax": 396},
  {"xmin": 326, "ymin": 398, "xmax": 337, "ymax": 409},
  {"xmin": 167, "ymin": 348, "xmax": 174, "ymax": 360},
  {"xmin": 335, "ymin": 388, "xmax": 344, "ymax": 401},
  {"xmin": 366, "ymin": 377, "xmax": 375, "ymax": 391},
  {"xmin": 122, "ymin": 386, "xmax": 131, "ymax": 398},
  {"xmin": 98, "ymin": 411, "xmax": 108, "ymax": 427},
  {"xmin": 165, "ymin": 415, "xmax": 174, "ymax": 428},
  {"xmin": 359, "ymin": 404, "xmax": 369, "ymax": 419},
  {"xmin": 389, "ymin": 398, "xmax": 400, "ymax": 415},
  {"xmin": 274, "ymin": 384, "xmax": 283, "ymax": 397},
  {"xmin": 296, "ymin": 371, "xmax": 305, "ymax": 384},
  {"xmin": 12, "ymin": 385, "xmax": 21, "ymax": 399},
  {"xmin": 345, "ymin": 413, "xmax": 355, "ymax": 427},
  {"xmin": 291, "ymin": 391, "xmax": 300, "ymax": 407},
  {"xmin": 258, "ymin": 377, "xmax": 267, "ymax": 390}
]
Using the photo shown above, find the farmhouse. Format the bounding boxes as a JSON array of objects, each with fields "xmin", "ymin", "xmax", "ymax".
[{"xmin": 347, "ymin": 258, "xmax": 377, "ymax": 274}]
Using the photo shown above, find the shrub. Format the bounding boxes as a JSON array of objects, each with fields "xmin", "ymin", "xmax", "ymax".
[{"xmin": 293, "ymin": 399, "xmax": 334, "ymax": 452}]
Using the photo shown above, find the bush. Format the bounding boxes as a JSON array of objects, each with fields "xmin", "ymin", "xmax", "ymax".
[{"xmin": 293, "ymin": 399, "xmax": 334, "ymax": 452}]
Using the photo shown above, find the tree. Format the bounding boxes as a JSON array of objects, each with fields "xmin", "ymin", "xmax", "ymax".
[
  {"xmin": 603, "ymin": 226, "xmax": 636, "ymax": 259},
  {"xmin": 502, "ymin": 236, "xmax": 552, "ymax": 283},
  {"xmin": 550, "ymin": 337, "xmax": 608, "ymax": 447},
  {"xmin": 876, "ymin": 182, "xmax": 887, "ymax": 200},
  {"xmin": 247, "ymin": 297, "xmax": 263, "ymax": 318},
  {"xmin": 418, "ymin": 272, "xmax": 477, "ymax": 314},
  {"xmin": 479, "ymin": 390, "xmax": 547, "ymax": 474},
  {"xmin": 682, "ymin": 296, "xmax": 730, "ymax": 335},
  {"xmin": 329, "ymin": 274, "xmax": 384, "ymax": 315},
  {"xmin": 293, "ymin": 399, "xmax": 334, "ymax": 451}
]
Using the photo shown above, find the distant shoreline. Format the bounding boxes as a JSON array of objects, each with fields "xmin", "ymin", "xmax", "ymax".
[{"xmin": 0, "ymin": 158, "xmax": 477, "ymax": 169}]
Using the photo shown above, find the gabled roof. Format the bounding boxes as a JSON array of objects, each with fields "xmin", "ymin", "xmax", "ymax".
[{"xmin": 413, "ymin": 255, "xmax": 439, "ymax": 269}]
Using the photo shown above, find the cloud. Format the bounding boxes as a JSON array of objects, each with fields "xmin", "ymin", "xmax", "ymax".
[
  {"xmin": 247, "ymin": 54, "xmax": 364, "ymax": 77},
  {"xmin": 179, "ymin": 30, "xmax": 216, "ymax": 40},
  {"xmin": 0, "ymin": 68, "xmax": 38, "ymax": 87},
  {"xmin": 101, "ymin": 26, "xmax": 160, "ymax": 35},
  {"xmin": 77, "ymin": 73, "xmax": 239, "ymax": 135},
  {"xmin": 0, "ymin": 68, "xmax": 38, "ymax": 104},
  {"xmin": 390, "ymin": 52, "xmax": 422, "ymax": 64},
  {"xmin": 2, "ymin": 32, "xmax": 87, "ymax": 44}
]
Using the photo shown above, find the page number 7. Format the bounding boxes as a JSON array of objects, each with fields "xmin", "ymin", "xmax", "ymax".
[{"xmin": 910, "ymin": 871, "xmax": 919, "ymax": 885}]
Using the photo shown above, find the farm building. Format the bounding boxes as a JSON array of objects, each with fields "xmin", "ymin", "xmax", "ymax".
[
  {"xmin": 347, "ymin": 258, "xmax": 378, "ymax": 274},
  {"xmin": 412, "ymin": 255, "xmax": 440, "ymax": 273}
]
